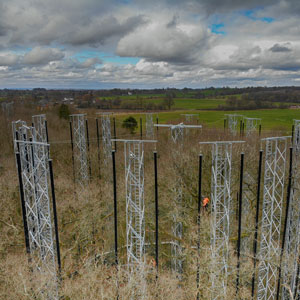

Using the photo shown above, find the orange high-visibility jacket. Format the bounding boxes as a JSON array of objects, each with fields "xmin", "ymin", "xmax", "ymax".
[{"xmin": 203, "ymin": 197, "xmax": 210, "ymax": 207}]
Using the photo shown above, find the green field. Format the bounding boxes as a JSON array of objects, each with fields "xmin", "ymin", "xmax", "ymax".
[{"xmin": 113, "ymin": 109, "xmax": 300, "ymax": 131}]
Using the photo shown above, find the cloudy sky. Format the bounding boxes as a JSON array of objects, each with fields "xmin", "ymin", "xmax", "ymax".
[{"xmin": 0, "ymin": 0, "xmax": 300, "ymax": 89}]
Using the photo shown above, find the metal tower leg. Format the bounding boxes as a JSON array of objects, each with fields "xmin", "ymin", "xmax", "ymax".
[
  {"xmin": 124, "ymin": 141, "xmax": 146, "ymax": 299},
  {"xmin": 13, "ymin": 123, "xmax": 58, "ymax": 300},
  {"xmin": 257, "ymin": 137, "xmax": 289, "ymax": 300},
  {"xmin": 146, "ymin": 113, "xmax": 154, "ymax": 138},
  {"xmin": 209, "ymin": 142, "xmax": 232, "ymax": 300},
  {"xmin": 281, "ymin": 127, "xmax": 300, "ymax": 299},
  {"xmin": 32, "ymin": 114, "xmax": 48, "ymax": 143},
  {"xmin": 70, "ymin": 114, "xmax": 89, "ymax": 189},
  {"xmin": 101, "ymin": 114, "xmax": 112, "ymax": 165}
]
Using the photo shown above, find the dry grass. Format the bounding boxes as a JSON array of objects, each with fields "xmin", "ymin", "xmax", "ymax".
[{"xmin": 0, "ymin": 106, "xmax": 292, "ymax": 299}]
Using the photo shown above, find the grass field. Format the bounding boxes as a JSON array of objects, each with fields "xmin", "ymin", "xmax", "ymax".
[{"xmin": 111, "ymin": 108, "xmax": 299, "ymax": 132}]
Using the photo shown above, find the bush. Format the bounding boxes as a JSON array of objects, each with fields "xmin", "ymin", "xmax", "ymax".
[
  {"xmin": 58, "ymin": 104, "xmax": 70, "ymax": 119},
  {"xmin": 122, "ymin": 116, "xmax": 138, "ymax": 134}
]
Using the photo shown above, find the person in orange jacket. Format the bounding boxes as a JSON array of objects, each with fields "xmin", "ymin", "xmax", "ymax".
[{"xmin": 203, "ymin": 197, "xmax": 210, "ymax": 211}]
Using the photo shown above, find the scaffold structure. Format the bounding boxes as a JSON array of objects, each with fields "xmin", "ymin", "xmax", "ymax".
[
  {"xmin": 243, "ymin": 117, "xmax": 261, "ymax": 136},
  {"xmin": 112, "ymin": 138, "xmax": 156, "ymax": 299},
  {"xmin": 257, "ymin": 136, "xmax": 289, "ymax": 300},
  {"xmin": 13, "ymin": 121, "xmax": 58, "ymax": 300},
  {"xmin": 70, "ymin": 114, "xmax": 89, "ymax": 188},
  {"xmin": 98, "ymin": 112, "xmax": 112, "ymax": 165},
  {"xmin": 32, "ymin": 114, "xmax": 48, "ymax": 143},
  {"xmin": 200, "ymin": 140, "xmax": 244, "ymax": 300},
  {"xmin": 181, "ymin": 114, "xmax": 198, "ymax": 123},
  {"xmin": 145, "ymin": 113, "xmax": 154, "ymax": 138},
  {"xmin": 225, "ymin": 114, "xmax": 243, "ymax": 135},
  {"xmin": 281, "ymin": 128, "xmax": 300, "ymax": 299},
  {"xmin": 155, "ymin": 123, "xmax": 202, "ymax": 275}
]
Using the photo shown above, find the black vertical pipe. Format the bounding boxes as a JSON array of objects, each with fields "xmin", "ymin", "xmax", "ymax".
[
  {"xmin": 259, "ymin": 124, "xmax": 262, "ymax": 137},
  {"xmin": 251, "ymin": 149, "xmax": 263, "ymax": 298},
  {"xmin": 154, "ymin": 151, "xmax": 159, "ymax": 273},
  {"xmin": 242, "ymin": 122, "xmax": 245, "ymax": 137},
  {"xmin": 240, "ymin": 120, "xmax": 243, "ymax": 136},
  {"xmin": 196, "ymin": 154, "xmax": 203, "ymax": 300},
  {"xmin": 16, "ymin": 152, "xmax": 31, "ymax": 254},
  {"xmin": 96, "ymin": 118, "xmax": 101, "ymax": 177},
  {"xmin": 236, "ymin": 153, "xmax": 244, "ymax": 295},
  {"xmin": 112, "ymin": 150, "xmax": 118, "ymax": 265},
  {"xmin": 276, "ymin": 147, "xmax": 293, "ymax": 300},
  {"xmin": 113, "ymin": 117, "xmax": 117, "ymax": 151},
  {"xmin": 156, "ymin": 117, "xmax": 159, "ymax": 135},
  {"xmin": 48, "ymin": 159, "xmax": 61, "ymax": 274},
  {"xmin": 69, "ymin": 121, "xmax": 75, "ymax": 183},
  {"xmin": 140, "ymin": 117, "xmax": 143, "ymax": 139},
  {"xmin": 224, "ymin": 119, "xmax": 227, "ymax": 132},
  {"xmin": 86, "ymin": 119, "xmax": 92, "ymax": 178},
  {"xmin": 45, "ymin": 120, "xmax": 50, "ymax": 156}
]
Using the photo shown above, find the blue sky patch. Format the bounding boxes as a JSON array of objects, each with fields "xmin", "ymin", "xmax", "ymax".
[
  {"xmin": 241, "ymin": 9, "xmax": 274, "ymax": 23},
  {"xmin": 211, "ymin": 23, "xmax": 226, "ymax": 35},
  {"xmin": 72, "ymin": 51, "xmax": 139, "ymax": 65}
]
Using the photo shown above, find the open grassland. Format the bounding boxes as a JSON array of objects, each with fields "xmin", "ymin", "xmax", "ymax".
[{"xmin": 109, "ymin": 108, "xmax": 298, "ymax": 132}]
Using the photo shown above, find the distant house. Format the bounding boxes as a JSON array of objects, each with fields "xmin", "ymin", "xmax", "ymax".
[
  {"xmin": 290, "ymin": 105, "xmax": 300, "ymax": 109},
  {"xmin": 63, "ymin": 97, "xmax": 74, "ymax": 104},
  {"xmin": 128, "ymin": 92, "xmax": 132, "ymax": 96}
]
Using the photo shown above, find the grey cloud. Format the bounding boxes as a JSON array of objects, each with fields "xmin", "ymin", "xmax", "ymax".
[
  {"xmin": 79, "ymin": 57, "xmax": 102, "ymax": 68},
  {"xmin": 116, "ymin": 17, "xmax": 212, "ymax": 64},
  {"xmin": 269, "ymin": 43, "xmax": 292, "ymax": 52},
  {"xmin": 0, "ymin": 53, "xmax": 19, "ymax": 66},
  {"xmin": 23, "ymin": 47, "xmax": 64, "ymax": 65},
  {"xmin": 64, "ymin": 15, "xmax": 147, "ymax": 46}
]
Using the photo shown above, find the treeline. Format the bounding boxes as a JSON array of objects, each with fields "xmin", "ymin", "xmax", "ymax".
[
  {"xmin": 218, "ymin": 94, "xmax": 289, "ymax": 110},
  {"xmin": 78, "ymin": 94, "xmax": 175, "ymax": 111}
]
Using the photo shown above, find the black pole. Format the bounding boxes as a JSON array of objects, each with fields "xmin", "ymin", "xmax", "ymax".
[
  {"xmin": 45, "ymin": 120, "xmax": 50, "ymax": 156},
  {"xmin": 156, "ymin": 117, "xmax": 159, "ymax": 135},
  {"xmin": 236, "ymin": 153, "xmax": 244, "ymax": 295},
  {"xmin": 96, "ymin": 118, "xmax": 101, "ymax": 178},
  {"xmin": 69, "ymin": 121, "xmax": 75, "ymax": 183},
  {"xmin": 48, "ymin": 159, "xmax": 61, "ymax": 274},
  {"xmin": 113, "ymin": 117, "xmax": 117, "ymax": 151},
  {"xmin": 224, "ymin": 119, "xmax": 227, "ymax": 132},
  {"xmin": 140, "ymin": 117, "xmax": 143, "ymax": 139},
  {"xmin": 242, "ymin": 122, "xmax": 245, "ymax": 137},
  {"xmin": 112, "ymin": 150, "xmax": 118, "ymax": 265},
  {"xmin": 154, "ymin": 151, "xmax": 159, "ymax": 273},
  {"xmin": 259, "ymin": 124, "xmax": 262, "ymax": 137},
  {"xmin": 45, "ymin": 120, "xmax": 49, "ymax": 143},
  {"xmin": 240, "ymin": 120, "xmax": 243, "ymax": 136},
  {"xmin": 251, "ymin": 149, "xmax": 263, "ymax": 298},
  {"xmin": 276, "ymin": 147, "xmax": 293, "ymax": 300},
  {"xmin": 86, "ymin": 119, "xmax": 92, "ymax": 178},
  {"xmin": 16, "ymin": 152, "xmax": 31, "ymax": 254},
  {"xmin": 197, "ymin": 154, "xmax": 203, "ymax": 300}
]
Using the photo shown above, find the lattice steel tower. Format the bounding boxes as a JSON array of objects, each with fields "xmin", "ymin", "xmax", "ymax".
[
  {"xmin": 145, "ymin": 113, "xmax": 154, "ymax": 138},
  {"xmin": 32, "ymin": 114, "xmax": 48, "ymax": 143},
  {"xmin": 155, "ymin": 123, "xmax": 202, "ymax": 274},
  {"xmin": 13, "ymin": 121, "xmax": 58, "ymax": 300},
  {"xmin": 99, "ymin": 113, "xmax": 112, "ymax": 165},
  {"xmin": 257, "ymin": 136, "xmax": 289, "ymax": 300},
  {"xmin": 113, "ymin": 138, "xmax": 156, "ymax": 299},
  {"xmin": 70, "ymin": 114, "xmax": 89, "ymax": 188},
  {"xmin": 181, "ymin": 114, "xmax": 198, "ymax": 123},
  {"xmin": 225, "ymin": 114, "xmax": 243, "ymax": 135},
  {"xmin": 243, "ymin": 117, "xmax": 261, "ymax": 136},
  {"xmin": 200, "ymin": 141, "xmax": 243, "ymax": 299},
  {"xmin": 281, "ymin": 126, "xmax": 300, "ymax": 299}
]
